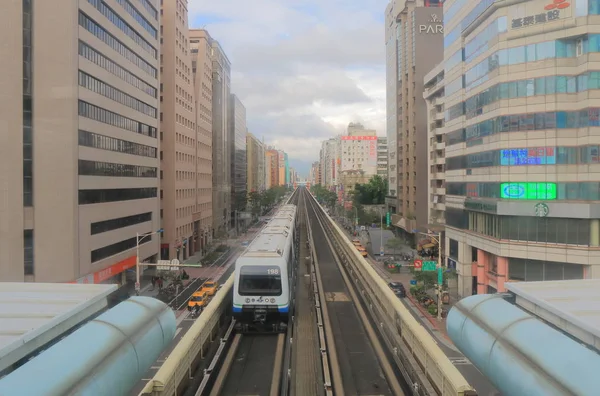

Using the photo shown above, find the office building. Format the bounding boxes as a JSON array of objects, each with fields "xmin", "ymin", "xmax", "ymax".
[
  {"xmin": 229, "ymin": 94, "xmax": 247, "ymax": 229},
  {"xmin": 210, "ymin": 39, "xmax": 231, "ymax": 237},
  {"xmin": 189, "ymin": 29, "xmax": 214, "ymax": 253},
  {"xmin": 341, "ymin": 122, "xmax": 378, "ymax": 176},
  {"xmin": 319, "ymin": 137, "xmax": 341, "ymax": 188},
  {"xmin": 159, "ymin": 0, "xmax": 201, "ymax": 261},
  {"xmin": 310, "ymin": 161, "xmax": 321, "ymax": 185},
  {"xmin": 384, "ymin": 0, "xmax": 444, "ymax": 238},
  {"xmin": 247, "ymin": 132, "xmax": 265, "ymax": 192},
  {"xmin": 442, "ymin": 0, "xmax": 600, "ymax": 297},
  {"xmin": 266, "ymin": 149, "xmax": 279, "ymax": 189},
  {"xmin": 278, "ymin": 150, "xmax": 286, "ymax": 186},
  {"xmin": 377, "ymin": 136, "xmax": 389, "ymax": 178},
  {"xmin": 423, "ymin": 63, "xmax": 445, "ymax": 230},
  {"xmin": 0, "ymin": 0, "xmax": 161, "ymax": 283}
]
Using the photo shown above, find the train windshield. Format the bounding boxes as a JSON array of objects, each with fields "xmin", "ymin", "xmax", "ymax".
[{"xmin": 238, "ymin": 265, "xmax": 282, "ymax": 296}]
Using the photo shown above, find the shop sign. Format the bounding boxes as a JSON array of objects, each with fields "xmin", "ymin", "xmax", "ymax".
[
  {"xmin": 419, "ymin": 14, "xmax": 443, "ymax": 34},
  {"xmin": 511, "ymin": 0, "xmax": 571, "ymax": 30},
  {"xmin": 534, "ymin": 202, "xmax": 550, "ymax": 217},
  {"xmin": 465, "ymin": 199, "xmax": 497, "ymax": 213}
]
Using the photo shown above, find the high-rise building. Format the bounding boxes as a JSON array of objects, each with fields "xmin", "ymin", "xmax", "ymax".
[
  {"xmin": 284, "ymin": 153, "xmax": 290, "ymax": 186},
  {"xmin": 265, "ymin": 149, "xmax": 279, "ymax": 188},
  {"xmin": 320, "ymin": 137, "xmax": 341, "ymax": 188},
  {"xmin": 377, "ymin": 136, "xmax": 389, "ymax": 178},
  {"xmin": 442, "ymin": 0, "xmax": 600, "ymax": 297},
  {"xmin": 423, "ymin": 63, "xmax": 445, "ymax": 232},
  {"xmin": 0, "ymin": 0, "xmax": 161, "ymax": 282},
  {"xmin": 278, "ymin": 150, "xmax": 286, "ymax": 186},
  {"xmin": 210, "ymin": 39, "xmax": 231, "ymax": 237},
  {"xmin": 189, "ymin": 29, "xmax": 214, "ymax": 253},
  {"xmin": 246, "ymin": 132, "xmax": 265, "ymax": 192},
  {"xmin": 341, "ymin": 123, "xmax": 378, "ymax": 176},
  {"xmin": 384, "ymin": 0, "xmax": 444, "ymax": 238},
  {"xmin": 310, "ymin": 161, "xmax": 321, "ymax": 185},
  {"xmin": 229, "ymin": 95, "xmax": 247, "ymax": 230},
  {"xmin": 159, "ymin": 0, "xmax": 200, "ymax": 261}
]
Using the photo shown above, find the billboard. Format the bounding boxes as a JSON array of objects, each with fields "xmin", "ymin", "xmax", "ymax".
[
  {"xmin": 500, "ymin": 147, "xmax": 556, "ymax": 166},
  {"xmin": 500, "ymin": 182, "xmax": 557, "ymax": 200},
  {"xmin": 368, "ymin": 139, "xmax": 377, "ymax": 168}
]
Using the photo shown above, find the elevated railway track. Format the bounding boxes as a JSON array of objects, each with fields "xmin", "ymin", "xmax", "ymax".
[{"xmin": 138, "ymin": 187, "xmax": 477, "ymax": 396}]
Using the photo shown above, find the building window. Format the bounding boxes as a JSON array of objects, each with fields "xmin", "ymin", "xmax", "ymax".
[
  {"xmin": 78, "ymin": 71, "xmax": 157, "ymax": 117},
  {"xmin": 78, "ymin": 41, "xmax": 157, "ymax": 97},
  {"xmin": 24, "ymin": 229, "xmax": 34, "ymax": 275},
  {"xmin": 91, "ymin": 212, "xmax": 152, "ymax": 235},
  {"xmin": 78, "ymin": 159, "xmax": 157, "ymax": 178},
  {"xmin": 86, "ymin": 0, "xmax": 157, "ymax": 58},
  {"xmin": 79, "ymin": 188, "xmax": 157, "ymax": 204},
  {"xmin": 78, "ymin": 101, "xmax": 157, "ymax": 138},
  {"xmin": 138, "ymin": 0, "xmax": 158, "ymax": 20},
  {"xmin": 78, "ymin": 130, "xmax": 157, "ymax": 158},
  {"xmin": 23, "ymin": 0, "xmax": 33, "ymax": 207},
  {"xmin": 78, "ymin": 12, "xmax": 157, "ymax": 78},
  {"xmin": 114, "ymin": 0, "xmax": 157, "ymax": 38},
  {"xmin": 91, "ymin": 236, "xmax": 150, "ymax": 263}
]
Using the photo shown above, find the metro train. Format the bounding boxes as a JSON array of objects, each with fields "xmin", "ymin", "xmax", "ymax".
[{"xmin": 232, "ymin": 204, "xmax": 299, "ymax": 332}]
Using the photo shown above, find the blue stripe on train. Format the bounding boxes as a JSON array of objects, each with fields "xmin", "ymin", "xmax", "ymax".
[{"xmin": 232, "ymin": 305, "xmax": 288, "ymax": 313}]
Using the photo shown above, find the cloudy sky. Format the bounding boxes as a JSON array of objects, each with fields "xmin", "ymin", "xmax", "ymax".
[{"xmin": 188, "ymin": 0, "xmax": 388, "ymax": 176}]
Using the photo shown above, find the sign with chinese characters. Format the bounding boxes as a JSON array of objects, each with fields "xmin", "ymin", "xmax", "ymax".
[
  {"xmin": 500, "ymin": 182, "xmax": 557, "ymax": 200},
  {"xmin": 500, "ymin": 147, "xmax": 556, "ymax": 166},
  {"xmin": 510, "ymin": 0, "xmax": 572, "ymax": 30},
  {"xmin": 341, "ymin": 136, "xmax": 377, "ymax": 140}
]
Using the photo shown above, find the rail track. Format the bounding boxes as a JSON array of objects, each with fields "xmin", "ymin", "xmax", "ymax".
[
  {"xmin": 206, "ymin": 333, "xmax": 286, "ymax": 396},
  {"xmin": 304, "ymin": 188, "xmax": 407, "ymax": 396}
]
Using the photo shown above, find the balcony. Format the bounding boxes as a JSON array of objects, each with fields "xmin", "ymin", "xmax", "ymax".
[
  {"xmin": 433, "ymin": 187, "xmax": 446, "ymax": 195},
  {"xmin": 432, "ymin": 157, "xmax": 445, "ymax": 165},
  {"xmin": 435, "ymin": 111, "xmax": 444, "ymax": 122},
  {"xmin": 435, "ymin": 141, "xmax": 445, "ymax": 150}
]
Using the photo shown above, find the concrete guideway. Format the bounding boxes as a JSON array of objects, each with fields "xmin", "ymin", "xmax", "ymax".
[
  {"xmin": 306, "ymin": 193, "xmax": 401, "ymax": 395},
  {"xmin": 305, "ymin": 189, "xmax": 477, "ymax": 395}
]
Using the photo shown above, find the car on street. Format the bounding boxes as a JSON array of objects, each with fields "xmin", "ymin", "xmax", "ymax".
[{"xmin": 388, "ymin": 281, "xmax": 406, "ymax": 298}]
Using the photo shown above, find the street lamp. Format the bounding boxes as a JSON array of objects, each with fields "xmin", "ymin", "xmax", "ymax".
[
  {"xmin": 136, "ymin": 229, "xmax": 163, "ymax": 295},
  {"xmin": 353, "ymin": 206, "xmax": 358, "ymax": 228},
  {"xmin": 419, "ymin": 231, "xmax": 443, "ymax": 322},
  {"xmin": 379, "ymin": 207, "xmax": 384, "ymax": 256}
]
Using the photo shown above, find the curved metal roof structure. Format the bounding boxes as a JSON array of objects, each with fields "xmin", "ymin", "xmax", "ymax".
[
  {"xmin": 0, "ymin": 282, "xmax": 117, "ymax": 374},
  {"xmin": 0, "ymin": 296, "xmax": 176, "ymax": 396},
  {"xmin": 447, "ymin": 294, "xmax": 600, "ymax": 396}
]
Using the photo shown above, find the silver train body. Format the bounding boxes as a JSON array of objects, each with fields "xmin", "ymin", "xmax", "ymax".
[{"xmin": 233, "ymin": 204, "xmax": 298, "ymax": 332}]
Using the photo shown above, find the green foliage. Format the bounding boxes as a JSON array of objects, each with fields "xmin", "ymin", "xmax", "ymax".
[
  {"xmin": 385, "ymin": 238, "xmax": 405, "ymax": 253},
  {"xmin": 310, "ymin": 184, "xmax": 338, "ymax": 208},
  {"xmin": 352, "ymin": 175, "xmax": 388, "ymax": 205},
  {"xmin": 245, "ymin": 186, "xmax": 288, "ymax": 217},
  {"xmin": 411, "ymin": 267, "xmax": 458, "ymax": 292}
]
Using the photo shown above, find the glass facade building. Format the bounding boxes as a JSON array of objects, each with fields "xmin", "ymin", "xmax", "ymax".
[{"xmin": 442, "ymin": 0, "xmax": 600, "ymax": 296}]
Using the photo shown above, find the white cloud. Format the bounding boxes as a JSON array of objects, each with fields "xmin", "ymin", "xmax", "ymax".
[{"xmin": 189, "ymin": 0, "xmax": 389, "ymax": 175}]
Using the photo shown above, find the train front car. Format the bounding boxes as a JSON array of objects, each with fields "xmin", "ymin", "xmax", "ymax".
[{"xmin": 233, "ymin": 205, "xmax": 298, "ymax": 333}]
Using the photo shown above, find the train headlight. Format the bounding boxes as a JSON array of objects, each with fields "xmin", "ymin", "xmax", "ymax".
[{"xmin": 245, "ymin": 298, "xmax": 250, "ymax": 303}]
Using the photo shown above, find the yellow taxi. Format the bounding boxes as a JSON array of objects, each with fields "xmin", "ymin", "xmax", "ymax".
[
  {"xmin": 356, "ymin": 246, "xmax": 368, "ymax": 257},
  {"xmin": 188, "ymin": 291, "xmax": 208, "ymax": 311},
  {"xmin": 352, "ymin": 239, "xmax": 362, "ymax": 247},
  {"xmin": 201, "ymin": 280, "xmax": 218, "ymax": 296}
]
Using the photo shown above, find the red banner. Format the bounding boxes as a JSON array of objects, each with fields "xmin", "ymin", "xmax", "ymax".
[
  {"xmin": 341, "ymin": 136, "xmax": 377, "ymax": 140},
  {"xmin": 70, "ymin": 255, "xmax": 136, "ymax": 284}
]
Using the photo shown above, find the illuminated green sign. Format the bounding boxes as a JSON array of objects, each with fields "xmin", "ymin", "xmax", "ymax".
[{"xmin": 500, "ymin": 183, "xmax": 557, "ymax": 200}]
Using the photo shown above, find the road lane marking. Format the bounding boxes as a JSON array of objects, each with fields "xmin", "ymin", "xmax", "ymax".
[{"xmin": 175, "ymin": 327, "xmax": 182, "ymax": 337}]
